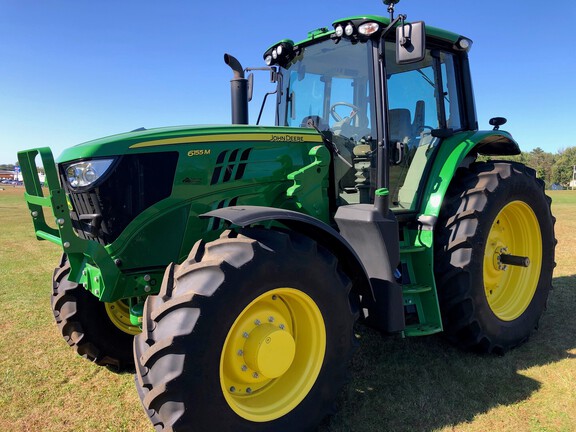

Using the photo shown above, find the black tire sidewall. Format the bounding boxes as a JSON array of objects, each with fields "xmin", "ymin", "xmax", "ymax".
[
  {"xmin": 438, "ymin": 162, "xmax": 555, "ymax": 351},
  {"xmin": 149, "ymin": 232, "xmax": 355, "ymax": 432},
  {"xmin": 52, "ymin": 261, "xmax": 135, "ymax": 368}
]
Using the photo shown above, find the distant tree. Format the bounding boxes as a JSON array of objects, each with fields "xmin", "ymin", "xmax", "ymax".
[
  {"xmin": 479, "ymin": 147, "xmax": 557, "ymax": 187},
  {"xmin": 476, "ymin": 153, "xmax": 525, "ymax": 164},
  {"xmin": 551, "ymin": 147, "xmax": 576, "ymax": 187},
  {"xmin": 525, "ymin": 147, "xmax": 555, "ymax": 187}
]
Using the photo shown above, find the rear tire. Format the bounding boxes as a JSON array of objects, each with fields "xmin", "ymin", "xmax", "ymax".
[
  {"xmin": 52, "ymin": 256, "xmax": 136, "ymax": 371},
  {"xmin": 434, "ymin": 161, "xmax": 555, "ymax": 353},
  {"xmin": 134, "ymin": 228, "xmax": 358, "ymax": 431}
]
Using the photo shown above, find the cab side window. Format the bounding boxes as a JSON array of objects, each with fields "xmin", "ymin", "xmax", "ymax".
[
  {"xmin": 440, "ymin": 52, "xmax": 462, "ymax": 131},
  {"xmin": 387, "ymin": 48, "xmax": 463, "ymax": 211}
]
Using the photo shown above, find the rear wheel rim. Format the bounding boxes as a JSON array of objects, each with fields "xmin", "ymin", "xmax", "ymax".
[
  {"xmin": 220, "ymin": 287, "xmax": 326, "ymax": 422},
  {"xmin": 483, "ymin": 200, "xmax": 542, "ymax": 321}
]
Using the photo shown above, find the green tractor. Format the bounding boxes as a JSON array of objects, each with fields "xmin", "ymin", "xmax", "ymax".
[{"xmin": 19, "ymin": 1, "xmax": 555, "ymax": 430}]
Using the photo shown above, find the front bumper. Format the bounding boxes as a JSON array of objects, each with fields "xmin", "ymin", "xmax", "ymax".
[{"xmin": 17, "ymin": 147, "xmax": 128, "ymax": 302}]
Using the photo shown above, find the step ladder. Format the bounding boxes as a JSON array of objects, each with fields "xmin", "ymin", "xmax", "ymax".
[{"xmin": 399, "ymin": 229, "xmax": 443, "ymax": 336}]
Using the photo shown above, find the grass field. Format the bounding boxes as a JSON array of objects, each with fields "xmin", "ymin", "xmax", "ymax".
[{"xmin": 0, "ymin": 187, "xmax": 574, "ymax": 432}]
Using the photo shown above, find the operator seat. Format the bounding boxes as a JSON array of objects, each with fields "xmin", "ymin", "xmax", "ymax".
[{"xmin": 389, "ymin": 108, "xmax": 413, "ymax": 147}]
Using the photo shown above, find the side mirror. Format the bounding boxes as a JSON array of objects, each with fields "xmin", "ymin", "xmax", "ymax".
[
  {"xmin": 396, "ymin": 21, "xmax": 426, "ymax": 64},
  {"xmin": 269, "ymin": 67, "xmax": 278, "ymax": 83},
  {"xmin": 247, "ymin": 73, "xmax": 254, "ymax": 102}
]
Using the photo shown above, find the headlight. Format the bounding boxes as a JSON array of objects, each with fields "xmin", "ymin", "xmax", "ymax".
[{"xmin": 65, "ymin": 159, "xmax": 114, "ymax": 189}]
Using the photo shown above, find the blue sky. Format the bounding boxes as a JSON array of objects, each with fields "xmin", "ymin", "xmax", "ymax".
[{"xmin": 1, "ymin": 0, "xmax": 575, "ymax": 164}]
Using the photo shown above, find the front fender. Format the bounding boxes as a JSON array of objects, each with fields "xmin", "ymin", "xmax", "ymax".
[{"xmin": 202, "ymin": 205, "xmax": 374, "ymax": 301}]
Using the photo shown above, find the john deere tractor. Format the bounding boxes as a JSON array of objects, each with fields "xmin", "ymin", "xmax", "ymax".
[{"xmin": 18, "ymin": 1, "xmax": 555, "ymax": 430}]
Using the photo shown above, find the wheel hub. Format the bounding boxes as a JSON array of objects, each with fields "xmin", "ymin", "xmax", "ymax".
[
  {"xmin": 105, "ymin": 299, "xmax": 142, "ymax": 335},
  {"xmin": 243, "ymin": 323, "xmax": 296, "ymax": 378},
  {"xmin": 492, "ymin": 246, "xmax": 508, "ymax": 271}
]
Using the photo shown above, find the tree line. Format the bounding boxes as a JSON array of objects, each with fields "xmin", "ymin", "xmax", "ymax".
[{"xmin": 480, "ymin": 146, "xmax": 576, "ymax": 189}]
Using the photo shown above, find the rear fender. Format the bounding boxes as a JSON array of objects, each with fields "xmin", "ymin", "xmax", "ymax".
[{"xmin": 421, "ymin": 130, "xmax": 520, "ymax": 219}]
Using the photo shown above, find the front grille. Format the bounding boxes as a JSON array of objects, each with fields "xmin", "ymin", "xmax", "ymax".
[{"xmin": 61, "ymin": 152, "xmax": 178, "ymax": 245}]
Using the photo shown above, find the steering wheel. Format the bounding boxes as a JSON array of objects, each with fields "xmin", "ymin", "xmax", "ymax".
[{"xmin": 330, "ymin": 102, "xmax": 360, "ymax": 123}]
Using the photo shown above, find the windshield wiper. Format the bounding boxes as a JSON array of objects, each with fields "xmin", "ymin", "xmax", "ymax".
[
  {"xmin": 305, "ymin": 118, "xmax": 353, "ymax": 168},
  {"xmin": 416, "ymin": 69, "xmax": 449, "ymax": 103}
]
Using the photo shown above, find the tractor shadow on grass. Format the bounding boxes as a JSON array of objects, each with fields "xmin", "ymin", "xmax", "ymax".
[{"xmin": 319, "ymin": 275, "xmax": 576, "ymax": 432}]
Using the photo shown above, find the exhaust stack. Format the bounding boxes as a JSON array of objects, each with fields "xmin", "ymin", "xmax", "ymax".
[{"xmin": 224, "ymin": 53, "xmax": 249, "ymax": 125}]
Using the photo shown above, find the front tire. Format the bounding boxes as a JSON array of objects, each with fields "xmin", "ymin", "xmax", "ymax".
[
  {"xmin": 435, "ymin": 161, "xmax": 556, "ymax": 353},
  {"xmin": 134, "ymin": 228, "xmax": 358, "ymax": 431},
  {"xmin": 51, "ymin": 256, "xmax": 137, "ymax": 370}
]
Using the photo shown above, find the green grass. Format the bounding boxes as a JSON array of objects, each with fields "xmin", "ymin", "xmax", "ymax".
[{"xmin": 1, "ymin": 187, "xmax": 575, "ymax": 432}]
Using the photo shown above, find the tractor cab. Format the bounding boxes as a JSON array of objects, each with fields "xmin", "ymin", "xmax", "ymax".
[{"xmin": 265, "ymin": 8, "xmax": 474, "ymax": 216}]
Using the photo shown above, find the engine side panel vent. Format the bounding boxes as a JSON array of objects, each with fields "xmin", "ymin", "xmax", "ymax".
[{"xmin": 210, "ymin": 148, "xmax": 253, "ymax": 185}]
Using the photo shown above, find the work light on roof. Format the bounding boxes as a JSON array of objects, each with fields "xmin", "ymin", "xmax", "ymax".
[
  {"xmin": 344, "ymin": 23, "xmax": 354, "ymax": 36},
  {"xmin": 335, "ymin": 25, "xmax": 344, "ymax": 38},
  {"xmin": 262, "ymin": 40, "xmax": 296, "ymax": 68},
  {"xmin": 457, "ymin": 37, "xmax": 473, "ymax": 52},
  {"xmin": 358, "ymin": 22, "xmax": 379, "ymax": 36}
]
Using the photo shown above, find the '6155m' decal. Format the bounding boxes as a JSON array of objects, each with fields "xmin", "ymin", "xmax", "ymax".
[{"xmin": 187, "ymin": 149, "xmax": 211, "ymax": 157}]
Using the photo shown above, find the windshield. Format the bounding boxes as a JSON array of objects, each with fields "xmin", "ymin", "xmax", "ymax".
[
  {"xmin": 275, "ymin": 35, "xmax": 462, "ymax": 212},
  {"xmin": 278, "ymin": 38, "xmax": 376, "ymax": 143}
]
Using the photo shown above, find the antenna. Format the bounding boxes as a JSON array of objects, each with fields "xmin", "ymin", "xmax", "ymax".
[{"xmin": 383, "ymin": 0, "xmax": 400, "ymax": 20}]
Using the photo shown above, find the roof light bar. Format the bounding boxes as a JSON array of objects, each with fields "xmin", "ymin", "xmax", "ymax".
[{"xmin": 262, "ymin": 40, "xmax": 296, "ymax": 67}]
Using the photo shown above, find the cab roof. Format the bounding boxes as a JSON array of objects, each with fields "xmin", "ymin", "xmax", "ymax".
[{"xmin": 266, "ymin": 15, "xmax": 464, "ymax": 54}]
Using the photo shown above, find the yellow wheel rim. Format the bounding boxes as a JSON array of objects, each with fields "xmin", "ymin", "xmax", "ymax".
[
  {"xmin": 105, "ymin": 300, "xmax": 141, "ymax": 335},
  {"xmin": 483, "ymin": 201, "xmax": 542, "ymax": 321},
  {"xmin": 220, "ymin": 288, "xmax": 326, "ymax": 422}
]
